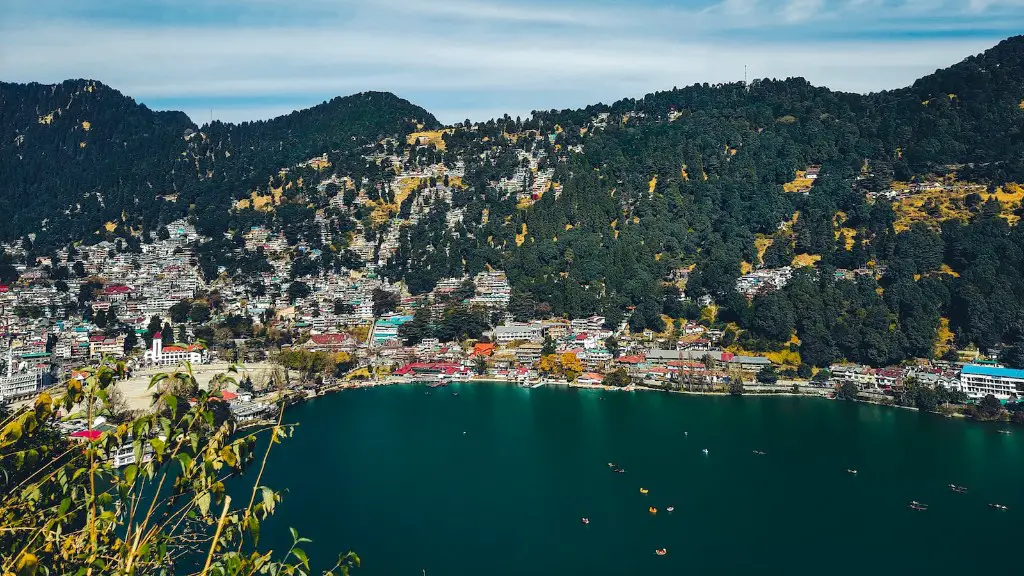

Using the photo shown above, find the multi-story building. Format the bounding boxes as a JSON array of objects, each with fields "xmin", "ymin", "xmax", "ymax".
[
  {"xmin": 493, "ymin": 323, "xmax": 545, "ymax": 344},
  {"xmin": 958, "ymin": 365, "xmax": 1024, "ymax": 400}
]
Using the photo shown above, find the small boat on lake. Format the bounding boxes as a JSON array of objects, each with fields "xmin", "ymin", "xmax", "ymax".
[
  {"xmin": 648, "ymin": 506, "xmax": 657, "ymax": 514},
  {"xmin": 655, "ymin": 548, "xmax": 667, "ymax": 556},
  {"xmin": 581, "ymin": 517, "xmax": 590, "ymax": 525},
  {"xmin": 998, "ymin": 430, "xmax": 1012, "ymax": 435},
  {"xmin": 847, "ymin": 469, "xmax": 858, "ymax": 475},
  {"xmin": 989, "ymin": 503, "xmax": 1008, "ymax": 511},
  {"xmin": 666, "ymin": 506, "xmax": 675, "ymax": 512},
  {"xmin": 752, "ymin": 450, "xmax": 766, "ymax": 455},
  {"xmin": 909, "ymin": 503, "xmax": 928, "ymax": 511},
  {"xmin": 949, "ymin": 484, "xmax": 967, "ymax": 494},
  {"xmin": 608, "ymin": 462, "xmax": 616, "ymax": 468},
  {"xmin": 702, "ymin": 448, "xmax": 709, "ymax": 455},
  {"xmin": 639, "ymin": 488, "xmax": 649, "ymax": 494},
  {"xmin": 613, "ymin": 467, "xmax": 626, "ymax": 473}
]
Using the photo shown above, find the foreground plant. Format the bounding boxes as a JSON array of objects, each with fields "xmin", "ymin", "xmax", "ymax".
[{"xmin": 0, "ymin": 361, "xmax": 358, "ymax": 575}]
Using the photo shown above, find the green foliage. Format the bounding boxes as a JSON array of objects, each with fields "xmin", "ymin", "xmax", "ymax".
[
  {"xmin": 602, "ymin": 368, "xmax": 631, "ymax": 388},
  {"xmin": 371, "ymin": 288, "xmax": 400, "ymax": 317},
  {"xmin": 755, "ymin": 365, "xmax": 779, "ymax": 385},
  {"xmin": 274, "ymin": 349, "xmax": 352, "ymax": 379},
  {"xmin": 170, "ymin": 300, "xmax": 192, "ymax": 323},
  {"xmin": 729, "ymin": 375, "xmax": 745, "ymax": 395},
  {"xmin": 836, "ymin": 381, "xmax": 860, "ymax": 401},
  {"xmin": 973, "ymin": 394, "xmax": 1005, "ymax": 421},
  {"xmin": 0, "ymin": 362, "xmax": 357, "ymax": 575}
]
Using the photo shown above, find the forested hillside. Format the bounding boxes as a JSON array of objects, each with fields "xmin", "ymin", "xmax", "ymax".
[
  {"xmin": 0, "ymin": 82, "xmax": 437, "ymax": 247},
  {"xmin": 3, "ymin": 35, "xmax": 1024, "ymax": 367}
]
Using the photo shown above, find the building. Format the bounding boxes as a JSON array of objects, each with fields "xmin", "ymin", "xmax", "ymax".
[
  {"xmin": 493, "ymin": 323, "xmax": 545, "ymax": 344},
  {"xmin": 143, "ymin": 334, "xmax": 208, "ymax": 366},
  {"xmin": 373, "ymin": 315, "xmax": 414, "ymax": 344},
  {"xmin": 958, "ymin": 364, "xmax": 1024, "ymax": 400},
  {"xmin": 514, "ymin": 342, "xmax": 544, "ymax": 367},
  {"xmin": 0, "ymin": 368, "xmax": 52, "ymax": 404}
]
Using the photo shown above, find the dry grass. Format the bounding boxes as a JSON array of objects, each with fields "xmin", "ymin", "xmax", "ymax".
[
  {"xmin": 792, "ymin": 253, "xmax": 820, "ymax": 268},
  {"xmin": 934, "ymin": 317, "xmax": 955, "ymax": 358},
  {"xmin": 783, "ymin": 170, "xmax": 814, "ymax": 193},
  {"xmin": 406, "ymin": 130, "xmax": 451, "ymax": 150},
  {"xmin": 754, "ymin": 237, "xmax": 773, "ymax": 264},
  {"xmin": 892, "ymin": 180, "xmax": 1022, "ymax": 231},
  {"xmin": 515, "ymin": 223, "xmax": 528, "ymax": 246}
]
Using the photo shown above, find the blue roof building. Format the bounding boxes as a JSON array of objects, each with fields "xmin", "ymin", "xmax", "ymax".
[{"xmin": 959, "ymin": 364, "xmax": 1024, "ymax": 400}]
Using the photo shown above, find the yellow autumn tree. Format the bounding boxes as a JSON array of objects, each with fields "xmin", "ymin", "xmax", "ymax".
[
  {"xmin": 538, "ymin": 353, "xmax": 583, "ymax": 381},
  {"xmin": 560, "ymin": 352, "xmax": 583, "ymax": 381}
]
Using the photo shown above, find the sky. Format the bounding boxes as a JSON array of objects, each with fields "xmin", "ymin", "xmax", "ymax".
[{"xmin": 1, "ymin": 0, "xmax": 1022, "ymax": 125}]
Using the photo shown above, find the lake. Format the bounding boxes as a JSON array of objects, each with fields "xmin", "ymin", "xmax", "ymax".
[{"xmin": 247, "ymin": 383, "xmax": 1022, "ymax": 575}]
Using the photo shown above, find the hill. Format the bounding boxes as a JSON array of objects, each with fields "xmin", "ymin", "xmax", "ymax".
[
  {"xmin": 0, "ymin": 81, "xmax": 438, "ymax": 246},
  {"xmin": 2, "ymin": 36, "xmax": 1024, "ymax": 367}
]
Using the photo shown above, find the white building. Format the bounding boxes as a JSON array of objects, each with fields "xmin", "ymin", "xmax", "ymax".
[
  {"xmin": 493, "ymin": 323, "xmax": 545, "ymax": 344},
  {"xmin": 143, "ymin": 335, "xmax": 208, "ymax": 367},
  {"xmin": 958, "ymin": 365, "xmax": 1024, "ymax": 400}
]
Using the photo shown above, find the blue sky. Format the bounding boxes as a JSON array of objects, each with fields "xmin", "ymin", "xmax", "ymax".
[{"xmin": 2, "ymin": 0, "xmax": 1022, "ymax": 125}]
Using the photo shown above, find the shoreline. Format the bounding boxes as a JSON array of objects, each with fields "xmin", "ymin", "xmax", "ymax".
[{"xmin": 286, "ymin": 375, "xmax": 1015, "ymax": 428}]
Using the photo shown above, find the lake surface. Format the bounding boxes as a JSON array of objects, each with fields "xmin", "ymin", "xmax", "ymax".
[{"xmin": 248, "ymin": 384, "xmax": 1023, "ymax": 575}]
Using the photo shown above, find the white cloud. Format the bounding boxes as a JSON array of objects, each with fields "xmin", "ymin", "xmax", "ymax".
[
  {"xmin": 0, "ymin": 0, "xmax": 1020, "ymax": 124},
  {"xmin": 781, "ymin": 0, "xmax": 825, "ymax": 22}
]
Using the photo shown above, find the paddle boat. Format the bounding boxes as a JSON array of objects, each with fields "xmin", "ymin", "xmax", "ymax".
[
  {"xmin": 666, "ymin": 506, "xmax": 675, "ymax": 513},
  {"xmin": 846, "ymin": 469, "xmax": 858, "ymax": 475},
  {"xmin": 648, "ymin": 506, "xmax": 657, "ymax": 514},
  {"xmin": 581, "ymin": 517, "xmax": 590, "ymax": 525},
  {"xmin": 655, "ymin": 548, "xmax": 667, "ymax": 556},
  {"xmin": 948, "ymin": 484, "xmax": 967, "ymax": 494},
  {"xmin": 989, "ymin": 503, "xmax": 1009, "ymax": 511},
  {"xmin": 639, "ymin": 488, "xmax": 649, "ymax": 495},
  {"xmin": 702, "ymin": 448, "xmax": 709, "ymax": 455}
]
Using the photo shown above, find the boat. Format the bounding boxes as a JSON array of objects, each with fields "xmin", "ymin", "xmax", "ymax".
[
  {"xmin": 666, "ymin": 506, "xmax": 675, "ymax": 512},
  {"xmin": 702, "ymin": 448, "xmax": 709, "ymax": 455},
  {"xmin": 608, "ymin": 462, "xmax": 616, "ymax": 468},
  {"xmin": 847, "ymin": 469, "xmax": 858, "ymax": 475},
  {"xmin": 451, "ymin": 392, "xmax": 460, "ymax": 396},
  {"xmin": 639, "ymin": 488, "xmax": 649, "ymax": 494},
  {"xmin": 909, "ymin": 503, "xmax": 928, "ymax": 511},
  {"xmin": 613, "ymin": 468, "xmax": 625, "ymax": 474},
  {"xmin": 998, "ymin": 430, "xmax": 1012, "ymax": 435},
  {"xmin": 948, "ymin": 484, "xmax": 967, "ymax": 494},
  {"xmin": 989, "ymin": 503, "xmax": 1009, "ymax": 511},
  {"xmin": 752, "ymin": 450, "xmax": 766, "ymax": 455},
  {"xmin": 655, "ymin": 548, "xmax": 667, "ymax": 556},
  {"xmin": 648, "ymin": 506, "xmax": 657, "ymax": 514},
  {"xmin": 581, "ymin": 517, "xmax": 590, "ymax": 525},
  {"xmin": 428, "ymin": 380, "xmax": 448, "ymax": 389}
]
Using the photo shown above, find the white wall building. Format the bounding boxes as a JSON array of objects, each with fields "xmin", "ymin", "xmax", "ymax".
[
  {"xmin": 958, "ymin": 365, "xmax": 1024, "ymax": 400},
  {"xmin": 143, "ymin": 335, "xmax": 208, "ymax": 367}
]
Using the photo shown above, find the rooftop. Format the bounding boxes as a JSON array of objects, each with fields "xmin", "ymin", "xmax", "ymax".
[{"xmin": 961, "ymin": 364, "xmax": 1024, "ymax": 379}]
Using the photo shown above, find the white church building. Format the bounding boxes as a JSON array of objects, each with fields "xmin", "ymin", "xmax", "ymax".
[{"xmin": 143, "ymin": 333, "xmax": 209, "ymax": 367}]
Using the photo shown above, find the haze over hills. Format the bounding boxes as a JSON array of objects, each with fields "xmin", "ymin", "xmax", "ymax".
[{"xmin": 2, "ymin": 35, "xmax": 1024, "ymax": 368}]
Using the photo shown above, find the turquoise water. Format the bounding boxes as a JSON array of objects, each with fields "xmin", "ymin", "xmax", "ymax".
[{"xmin": 248, "ymin": 384, "xmax": 1023, "ymax": 575}]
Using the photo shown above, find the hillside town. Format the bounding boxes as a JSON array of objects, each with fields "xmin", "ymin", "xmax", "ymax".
[{"xmin": 3, "ymin": 212, "xmax": 1023, "ymax": 448}]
